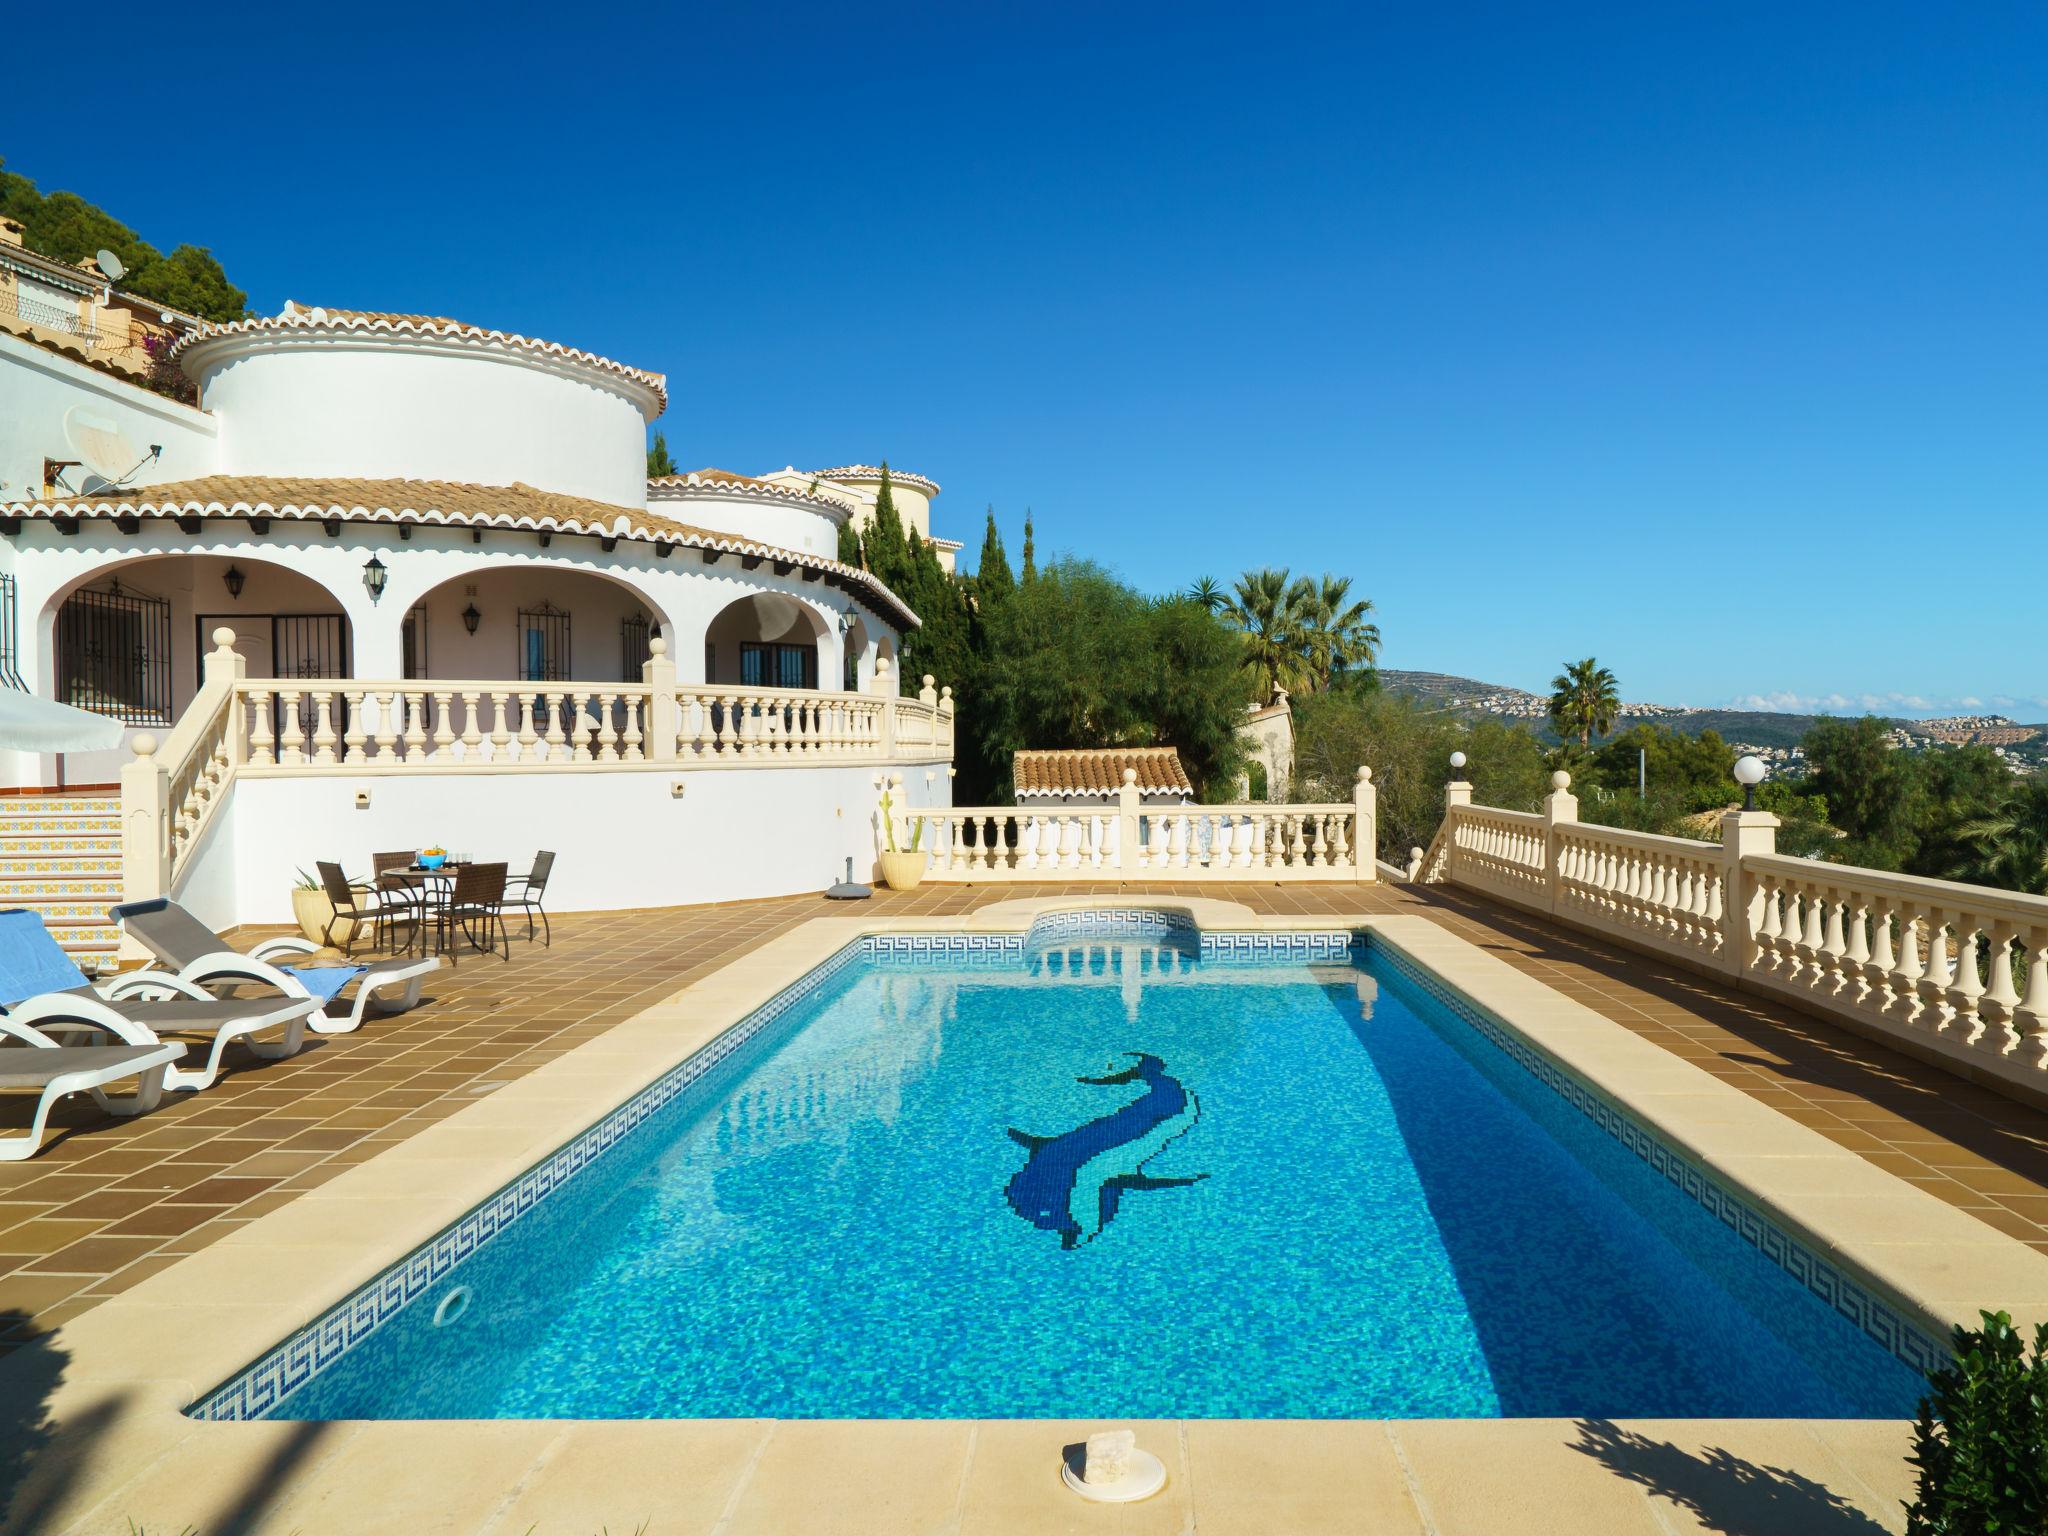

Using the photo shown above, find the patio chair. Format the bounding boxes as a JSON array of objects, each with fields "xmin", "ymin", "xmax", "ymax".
[
  {"xmin": 503, "ymin": 850, "xmax": 555, "ymax": 946},
  {"xmin": 316, "ymin": 861, "xmax": 413, "ymax": 958},
  {"xmin": 438, "ymin": 862, "xmax": 510, "ymax": 964},
  {"xmin": 109, "ymin": 897, "xmax": 440, "ymax": 1036},
  {"xmin": 0, "ymin": 1017, "xmax": 186, "ymax": 1161},
  {"xmin": 0, "ymin": 909, "xmax": 316, "ymax": 1093},
  {"xmin": 371, "ymin": 850, "xmax": 428, "ymax": 951}
]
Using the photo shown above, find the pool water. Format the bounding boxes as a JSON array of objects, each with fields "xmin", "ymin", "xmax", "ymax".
[{"xmin": 268, "ymin": 935, "xmax": 1929, "ymax": 1419}]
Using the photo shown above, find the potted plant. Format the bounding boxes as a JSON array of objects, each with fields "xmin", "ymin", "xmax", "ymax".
[
  {"xmin": 290, "ymin": 867, "xmax": 362, "ymax": 947},
  {"xmin": 876, "ymin": 779, "xmax": 928, "ymax": 891}
]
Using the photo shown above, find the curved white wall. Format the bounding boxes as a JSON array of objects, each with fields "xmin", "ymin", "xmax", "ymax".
[
  {"xmin": 192, "ymin": 338, "xmax": 654, "ymax": 509},
  {"xmin": 649, "ymin": 488, "xmax": 843, "ymax": 559}
]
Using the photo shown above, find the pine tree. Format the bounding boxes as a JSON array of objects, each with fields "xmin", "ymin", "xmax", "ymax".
[
  {"xmin": 1020, "ymin": 512, "xmax": 1037, "ymax": 584},
  {"xmin": 976, "ymin": 508, "xmax": 1014, "ymax": 605},
  {"xmin": 646, "ymin": 432, "xmax": 676, "ymax": 477}
]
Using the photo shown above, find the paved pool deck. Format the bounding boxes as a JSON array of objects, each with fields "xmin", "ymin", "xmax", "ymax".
[{"xmin": 5, "ymin": 883, "xmax": 2048, "ymax": 1534}]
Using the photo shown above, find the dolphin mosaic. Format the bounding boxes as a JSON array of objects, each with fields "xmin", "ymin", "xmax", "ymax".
[{"xmin": 1003, "ymin": 1052, "xmax": 1207, "ymax": 1248}]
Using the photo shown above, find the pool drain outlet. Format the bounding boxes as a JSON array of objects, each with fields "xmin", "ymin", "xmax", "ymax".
[{"xmin": 431, "ymin": 1286, "xmax": 473, "ymax": 1328}]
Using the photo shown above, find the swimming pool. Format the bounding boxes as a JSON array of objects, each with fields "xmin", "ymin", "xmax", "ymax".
[{"xmin": 205, "ymin": 916, "xmax": 1934, "ymax": 1421}]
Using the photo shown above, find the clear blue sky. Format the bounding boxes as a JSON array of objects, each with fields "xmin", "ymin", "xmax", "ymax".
[{"xmin": 7, "ymin": 2, "xmax": 2044, "ymax": 715}]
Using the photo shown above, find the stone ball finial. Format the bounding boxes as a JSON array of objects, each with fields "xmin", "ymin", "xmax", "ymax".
[
  {"xmin": 1122, "ymin": 768, "xmax": 1138, "ymax": 785},
  {"xmin": 890, "ymin": 771, "xmax": 905, "ymax": 786},
  {"xmin": 648, "ymin": 635, "xmax": 668, "ymax": 657},
  {"xmin": 922, "ymin": 673, "xmax": 935, "ymax": 688},
  {"xmin": 1551, "ymin": 770, "xmax": 1571, "ymax": 790},
  {"xmin": 940, "ymin": 685, "xmax": 953, "ymax": 701},
  {"xmin": 131, "ymin": 732, "xmax": 158, "ymax": 757},
  {"xmin": 1357, "ymin": 765, "xmax": 1372, "ymax": 782},
  {"xmin": 211, "ymin": 627, "xmax": 236, "ymax": 649},
  {"xmin": 875, "ymin": 656, "xmax": 891, "ymax": 675}
]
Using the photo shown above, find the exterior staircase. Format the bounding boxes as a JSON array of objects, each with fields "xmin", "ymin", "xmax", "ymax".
[{"xmin": 1, "ymin": 791, "xmax": 122, "ymax": 975}]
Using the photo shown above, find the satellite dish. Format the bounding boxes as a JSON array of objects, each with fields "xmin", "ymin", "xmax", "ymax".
[
  {"xmin": 64, "ymin": 406, "xmax": 144, "ymax": 485},
  {"xmin": 96, "ymin": 249, "xmax": 126, "ymax": 282}
]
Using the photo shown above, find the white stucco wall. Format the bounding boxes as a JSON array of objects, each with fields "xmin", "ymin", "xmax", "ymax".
[
  {"xmin": 190, "ymin": 336, "xmax": 655, "ymax": 509},
  {"xmin": 0, "ymin": 331, "xmax": 218, "ymax": 502},
  {"xmin": 646, "ymin": 487, "xmax": 843, "ymax": 561},
  {"xmin": 173, "ymin": 761, "xmax": 953, "ymax": 930}
]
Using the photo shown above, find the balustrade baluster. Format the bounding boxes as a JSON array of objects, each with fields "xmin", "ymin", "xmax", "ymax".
[
  {"xmin": 543, "ymin": 693, "xmax": 568, "ymax": 760},
  {"xmin": 1945, "ymin": 916, "xmax": 1988, "ymax": 1044},
  {"xmin": 339, "ymin": 691, "xmax": 366, "ymax": 763},
  {"xmin": 570, "ymin": 693, "xmax": 595, "ymax": 762},
  {"xmin": 459, "ymin": 692, "xmax": 483, "ymax": 756},
  {"xmin": 596, "ymin": 693, "xmax": 620, "ymax": 761},
  {"xmin": 1978, "ymin": 924, "xmax": 2024, "ymax": 1055},
  {"xmin": 309, "ymin": 693, "xmax": 338, "ymax": 765},
  {"xmin": 2017, "ymin": 937, "xmax": 2048, "ymax": 1068},
  {"xmin": 1918, "ymin": 919, "xmax": 1955, "ymax": 1030},
  {"xmin": 622, "ymin": 695, "xmax": 644, "ymax": 760},
  {"xmin": 490, "ymin": 694, "xmax": 513, "ymax": 759},
  {"xmin": 278, "ymin": 690, "xmax": 306, "ymax": 764},
  {"xmin": 403, "ymin": 692, "xmax": 429, "ymax": 761},
  {"xmin": 371, "ymin": 691, "xmax": 398, "ymax": 762},
  {"xmin": 430, "ymin": 692, "xmax": 456, "ymax": 760},
  {"xmin": 249, "ymin": 692, "xmax": 276, "ymax": 765}
]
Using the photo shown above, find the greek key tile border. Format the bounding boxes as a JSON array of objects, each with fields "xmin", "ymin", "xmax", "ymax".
[
  {"xmin": 188, "ymin": 936, "xmax": 871, "ymax": 1422},
  {"xmin": 1370, "ymin": 939, "xmax": 1949, "ymax": 1380}
]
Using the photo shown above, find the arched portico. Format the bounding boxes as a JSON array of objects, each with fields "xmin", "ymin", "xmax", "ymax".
[
  {"xmin": 404, "ymin": 565, "xmax": 674, "ymax": 684},
  {"xmin": 38, "ymin": 552, "xmax": 357, "ymax": 726},
  {"xmin": 702, "ymin": 592, "xmax": 833, "ymax": 690}
]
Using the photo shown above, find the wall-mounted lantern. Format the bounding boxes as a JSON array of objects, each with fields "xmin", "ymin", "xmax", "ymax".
[
  {"xmin": 222, "ymin": 564, "xmax": 245, "ymax": 600},
  {"xmin": 362, "ymin": 554, "xmax": 388, "ymax": 604},
  {"xmin": 462, "ymin": 603, "xmax": 482, "ymax": 636}
]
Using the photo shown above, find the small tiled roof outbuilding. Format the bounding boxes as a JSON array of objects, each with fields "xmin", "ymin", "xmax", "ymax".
[{"xmin": 1013, "ymin": 747, "xmax": 1193, "ymax": 798}]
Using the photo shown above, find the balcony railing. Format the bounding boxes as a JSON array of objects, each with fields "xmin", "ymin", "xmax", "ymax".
[
  {"xmin": 1413, "ymin": 773, "xmax": 2048, "ymax": 1105},
  {"xmin": 120, "ymin": 629, "xmax": 956, "ymax": 902}
]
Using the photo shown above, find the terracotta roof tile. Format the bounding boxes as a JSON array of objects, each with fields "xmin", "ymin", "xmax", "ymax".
[
  {"xmin": 807, "ymin": 465, "xmax": 941, "ymax": 496},
  {"xmin": 2, "ymin": 476, "xmax": 918, "ymax": 629},
  {"xmin": 1013, "ymin": 747, "xmax": 1192, "ymax": 798},
  {"xmin": 170, "ymin": 304, "xmax": 667, "ymax": 411}
]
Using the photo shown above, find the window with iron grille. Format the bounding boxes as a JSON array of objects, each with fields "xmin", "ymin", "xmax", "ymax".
[
  {"xmin": 620, "ymin": 614, "xmax": 651, "ymax": 681},
  {"xmin": 57, "ymin": 581, "xmax": 172, "ymax": 724},
  {"xmin": 517, "ymin": 602, "xmax": 571, "ymax": 682}
]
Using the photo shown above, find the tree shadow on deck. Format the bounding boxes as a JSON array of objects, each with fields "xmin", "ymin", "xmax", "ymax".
[
  {"xmin": 1406, "ymin": 884, "xmax": 2048, "ymax": 1191},
  {"xmin": 1571, "ymin": 1418, "xmax": 1893, "ymax": 1536},
  {"xmin": 0, "ymin": 1307, "xmax": 332, "ymax": 1536}
]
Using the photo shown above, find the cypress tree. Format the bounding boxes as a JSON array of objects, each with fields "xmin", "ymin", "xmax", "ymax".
[
  {"xmin": 837, "ymin": 519, "xmax": 863, "ymax": 567},
  {"xmin": 1019, "ymin": 512, "xmax": 1038, "ymax": 584},
  {"xmin": 646, "ymin": 431, "xmax": 676, "ymax": 477},
  {"xmin": 864, "ymin": 462, "xmax": 913, "ymax": 593},
  {"xmin": 976, "ymin": 508, "xmax": 1014, "ymax": 605}
]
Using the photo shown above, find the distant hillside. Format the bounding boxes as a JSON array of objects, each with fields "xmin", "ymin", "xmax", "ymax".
[{"xmin": 1377, "ymin": 671, "xmax": 1882, "ymax": 751}]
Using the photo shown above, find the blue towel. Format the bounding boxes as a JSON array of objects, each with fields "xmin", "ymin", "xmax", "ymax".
[
  {"xmin": 0, "ymin": 908, "xmax": 92, "ymax": 1008},
  {"xmin": 280, "ymin": 964, "xmax": 367, "ymax": 1005}
]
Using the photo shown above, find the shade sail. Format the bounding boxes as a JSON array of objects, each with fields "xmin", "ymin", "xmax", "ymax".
[{"xmin": 0, "ymin": 689, "xmax": 129, "ymax": 752}]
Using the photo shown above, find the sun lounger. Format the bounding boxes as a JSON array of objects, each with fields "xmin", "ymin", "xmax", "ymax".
[
  {"xmin": 109, "ymin": 898, "xmax": 439, "ymax": 1035},
  {"xmin": 0, "ymin": 1017, "xmax": 185, "ymax": 1160},
  {"xmin": 0, "ymin": 909, "xmax": 317, "ymax": 1092}
]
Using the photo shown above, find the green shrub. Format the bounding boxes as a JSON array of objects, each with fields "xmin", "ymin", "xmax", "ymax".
[{"xmin": 1905, "ymin": 1309, "xmax": 2048, "ymax": 1535}]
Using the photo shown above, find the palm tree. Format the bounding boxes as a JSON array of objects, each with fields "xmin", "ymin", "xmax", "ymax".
[
  {"xmin": 1952, "ymin": 777, "xmax": 2048, "ymax": 896},
  {"xmin": 1219, "ymin": 568, "xmax": 1311, "ymax": 698},
  {"xmin": 1548, "ymin": 658, "xmax": 1621, "ymax": 748},
  {"xmin": 1292, "ymin": 573, "xmax": 1380, "ymax": 686},
  {"xmin": 1186, "ymin": 576, "xmax": 1223, "ymax": 612}
]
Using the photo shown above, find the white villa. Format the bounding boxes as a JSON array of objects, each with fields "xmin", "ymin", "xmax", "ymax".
[{"xmin": 0, "ymin": 297, "xmax": 959, "ymax": 962}]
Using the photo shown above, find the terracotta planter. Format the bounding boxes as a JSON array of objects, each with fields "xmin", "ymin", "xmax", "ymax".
[
  {"xmin": 877, "ymin": 850, "xmax": 929, "ymax": 892},
  {"xmin": 291, "ymin": 886, "xmax": 361, "ymax": 948}
]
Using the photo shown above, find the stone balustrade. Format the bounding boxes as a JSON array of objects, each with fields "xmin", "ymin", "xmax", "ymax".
[
  {"xmin": 119, "ymin": 628, "xmax": 957, "ymax": 920},
  {"xmin": 1416, "ymin": 770, "xmax": 2048, "ymax": 1104},
  {"xmin": 892, "ymin": 767, "xmax": 1379, "ymax": 884}
]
